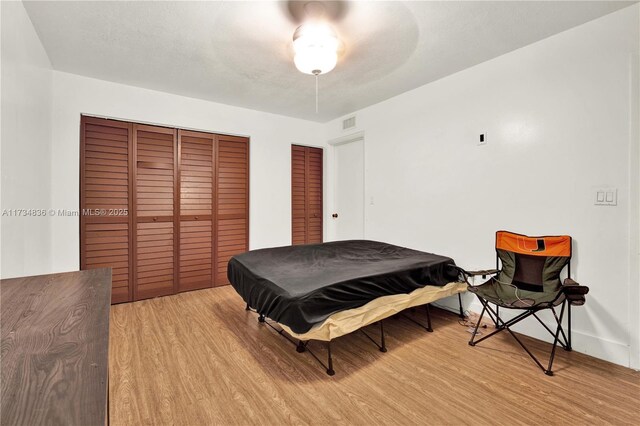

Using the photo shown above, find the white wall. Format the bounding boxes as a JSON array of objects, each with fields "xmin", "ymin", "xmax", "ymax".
[
  {"xmin": 0, "ymin": 1, "xmax": 53, "ymax": 278},
  {"xmin": 50, "ymin": 71, "xmax": 326, "ymax": 274},
  {"xmin": 324, "ymin": 5, "xmax": 640, "ymax": 368}
]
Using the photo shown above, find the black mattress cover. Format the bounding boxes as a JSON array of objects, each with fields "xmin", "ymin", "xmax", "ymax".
[{"xmin": 227, "ymin": 240, "xmax": 459, "ymax": 334}]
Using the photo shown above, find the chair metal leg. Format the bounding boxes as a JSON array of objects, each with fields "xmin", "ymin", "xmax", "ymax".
[
  {"xmin": 481, "ymin": 300, "xmax": 503, "ymax": 329},
  {"xmin": 469, "ymin": 302, "xmax": 487, "ymax": 346},
  {"xmin": 504, "ymin": 326, "xmax": 547, "ymax": 373},
  {"xmin": 296, "ymin": 340, "xmax": 306, "ymax": 353},
  {"xmin": 258, "ymin": 314, "xmax": 266, "ymax": 323},
  {"xmin": 471, "ymin": 301, "xmax": 534, "ymax": 345},
  {"xmin": 545, "ymin": 301, "xmax": 567, "ymax": 375},
  {"xmin": 470, "ymin": 296, "xmax": 570, "ymax": 376},
  {"xmin": 326, "ymin": 341, "xmax": 335, "ymax": 376},
  {"xmin": 245, "ymin": 303, "xmax": 250, "ymax": 311},
  {"xmin": 532, "ymin": 311, "xmax": 569, "ymax": 350},
  {"xmin": 458, "ymin": 293, "xmax": 465, "ymax": 318},
  {"xmin": 551, "ymin": 306, "xmax": 570, "ymax": 350}
]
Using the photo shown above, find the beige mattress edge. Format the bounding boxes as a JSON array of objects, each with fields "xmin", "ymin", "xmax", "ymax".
[{"xmin": 279, "ymin": 281, "xmax": 467, "ymax": 341}]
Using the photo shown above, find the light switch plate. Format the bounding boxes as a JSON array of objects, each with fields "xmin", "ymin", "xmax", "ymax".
[{"xmin": 594, "ymin": 187, "xmax": 617, "ymax": 206}]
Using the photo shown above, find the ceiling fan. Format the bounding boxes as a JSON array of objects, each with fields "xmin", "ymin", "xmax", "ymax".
[{"xmin": 286, "ymin": 1, "xmax": 347, "ymax": 113}]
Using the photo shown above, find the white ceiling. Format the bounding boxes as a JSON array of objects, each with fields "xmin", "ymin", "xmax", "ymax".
[{"xmin": 24, "ymin": 1, "xmax": 635, "ymax": 122}]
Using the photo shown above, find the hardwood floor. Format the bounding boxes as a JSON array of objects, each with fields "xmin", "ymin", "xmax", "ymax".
[{"xmin": 109, "ymin": 286, "xmax": 640, "ymax": 425}]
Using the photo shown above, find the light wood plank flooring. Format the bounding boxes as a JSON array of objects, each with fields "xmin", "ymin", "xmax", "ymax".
[{"xmin": 109, "ymin": 286, "xmax": 640, "ymax": 425}]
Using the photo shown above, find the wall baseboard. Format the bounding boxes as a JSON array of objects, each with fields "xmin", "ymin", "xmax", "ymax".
[{"xmin": 432, "ymin": 295, "xmax": 631, "ymax": 369}]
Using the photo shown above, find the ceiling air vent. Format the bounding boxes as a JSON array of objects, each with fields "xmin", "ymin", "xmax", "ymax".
[{"xmin": 342, "ymin": 116, "xmax": 356, "ymax": 131}]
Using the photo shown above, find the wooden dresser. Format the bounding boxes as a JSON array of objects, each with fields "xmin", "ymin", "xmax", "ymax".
[{"xmin": 1, "ymin": 269, "xmax": 111, "ymax": 425}]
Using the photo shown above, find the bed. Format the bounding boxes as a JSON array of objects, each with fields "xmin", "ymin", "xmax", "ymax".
[{"xmin": 227, "ymin": 240, "xmax": 466, "ymax": 375}]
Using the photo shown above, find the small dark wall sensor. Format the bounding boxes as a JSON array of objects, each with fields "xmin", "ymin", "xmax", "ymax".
[{"xmin": 478, "ymin": 133, "xmax": 487, "ymax": 145}]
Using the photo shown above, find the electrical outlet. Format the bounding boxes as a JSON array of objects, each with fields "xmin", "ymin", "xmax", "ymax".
[{"xmin": 478, "ymin": 133, "xmax": 487, "ymax": 146}]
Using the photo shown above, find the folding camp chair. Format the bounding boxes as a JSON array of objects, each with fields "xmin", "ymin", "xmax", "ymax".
[{"xmin": 460, "ymin": 231, "xmax": 589, "ymax": 376}]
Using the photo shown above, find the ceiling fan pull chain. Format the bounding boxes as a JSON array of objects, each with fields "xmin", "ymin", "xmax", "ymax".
[{"xmin": 315, "ymin": 73, "xmax": 319, "ymax": 114}]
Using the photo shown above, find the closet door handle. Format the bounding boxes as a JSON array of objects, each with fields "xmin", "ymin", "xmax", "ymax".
[
  {"xmin": 195, "ymin": 216, "xmax": 199, "ymax": 220},
  {"xmin": 152, "ymin": 217, "xmax": 158, "ymax": 222}
]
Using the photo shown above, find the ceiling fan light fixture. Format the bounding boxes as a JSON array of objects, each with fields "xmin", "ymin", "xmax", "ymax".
[{"xmin": 293, "ymin": 21, "xmax": 339, "ymax": 75}]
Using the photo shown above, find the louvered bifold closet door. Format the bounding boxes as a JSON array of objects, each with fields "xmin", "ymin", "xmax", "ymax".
[
  {"xmin": 306, "ymin": 147, "xmax": 323, "ymax": 243},
  {"xmin": 178, "ymin": 130, "xmax": 214, "ymax": 292},
  {"xmin": 80, "ymin": 116, "xmax": 133, "ymax": 303},
  {"xmin": 133, "ymin": 124, "xmax": 178, "ymax": 300},
  {"xmin": 291, "ymin": 145, "xmax": 307, "ymax": 245},
  {"xmin": 291, "ymin": 145, "xmax": 323, "ymax": 245},
  {"xmin": 215, "ymin": 136, "xmax": 249, "ymax": 285}
]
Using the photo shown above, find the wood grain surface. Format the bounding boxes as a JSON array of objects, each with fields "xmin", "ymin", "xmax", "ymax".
[
  {"xmin": 1, "ymin": 269, "xmax": 111, "ymax": 426},
  {"xmin": 215, "ymin": 135, "xmax": 249, "ymax": 285},
  {"xmin": 80, "ymin": 116, "xmax": 133, "ymax": 303},
  {"xmin": 109, "ymin": 285, "xmax": 640, "ymax": 425},
  {"xmin": 291, "ymin": 145, "xmax": 323, "ymax": 246},
  {"xmin": 80, "ymin": 115, "xmax": 249, "ymax": 301}
]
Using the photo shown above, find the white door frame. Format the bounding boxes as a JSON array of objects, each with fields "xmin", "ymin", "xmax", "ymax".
[{"xmin": 327, "ymin": 131, "xmax": 365, "ymax": 241}]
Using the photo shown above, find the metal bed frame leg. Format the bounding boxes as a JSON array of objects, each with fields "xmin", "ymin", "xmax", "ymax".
[
  {"xmin": 258, "ymin": 314, "xmax": 266, "ymax": 323},
  {"xmin": 380, "ymin": 321, "xmax": 387, "ymax": 352},
  {"xmin": 425, "ymin": 304, "xmax": 433, "ymax": 332},
  {"xmin": 398, "ymin": 304, "xmax": 433, "ymax": 332},
  {"xmin": 296, "ymin": 340, "xmax": 306, "ymax": 353},
  {"xmin": 567, "ymin": 303, "xmax": 572, "ymax": 351},
  {"xmin": 245, "ymin": 303, "xmax": 250, "ymax": 311},
  {"xmin": 326, "ymin": 341, "xmax": 335, "ymax": 376},
  {"xmin": 457, "ymin": 293, "xmax": 465, "ymax": 318}
]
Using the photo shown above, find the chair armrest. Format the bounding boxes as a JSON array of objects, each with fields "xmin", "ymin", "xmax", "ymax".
[
  {"xmin": 450, "ymin": 266, "xmax": 499, "ymax": 285},
  {"xmin": 465, "ymin": 269, "xmax": 499, "ymax": 277},
  {"xmin": 562, "ymin": 278, "xmax": 589, "ymax": 306}
]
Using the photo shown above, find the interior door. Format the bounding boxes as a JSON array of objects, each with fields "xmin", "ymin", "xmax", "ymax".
[
  {"xmin": 133, "ymin": 124, "xmax": 178, "ymax": 300},
  {"xmin": 292, "ymin": 145, "xmax": 323, "ymax": 245},
  {"xmin": 178, "ymin": 130, "xmax": 215, "ymax": 292},
  {"xmin": 333, "ymin": 139, "xmax": 364, "ymax": 240},
  {"xmin": 291, "ymin": 145, "xmax": 307, "ymax": 245}
]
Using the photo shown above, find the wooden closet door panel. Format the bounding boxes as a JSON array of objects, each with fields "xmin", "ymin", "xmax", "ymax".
[
  {"xmin": 135, "ymin": 128, "xmax": 175, "ymax": 218},
  {"xmin": 80, "ymin": 116, "xmax": 133, "ymax": 304},
  {"xmin": 179, "ymin": 220, "xmax": 212, "ymax": 291},
  {"xmin": 178, "ymin": 130, "xmax": 214, "ymax": 292},
  {"xmin": 291, "ymin": 145, "xmax": 323, "ymax": 245},
  {"xmin": 306, "ymin": 147, "xmax": 323, "ymax": 244},
  {"xmin": 135, "ymin": 221, "xmax": 174, "ymax": 299},
  {"xmin": 83, "ymin": 121, "xmax": 130, "ymax": 210},
  {"xmin": 291, "ymin": 145, "xmax": 307, "ymax": 245},
  {"xmin": 215, "ymin": 136, "xmax": 249, "ymax": 286},
  {"xmin": 84, "ymin": 222, "xmax": 130, "ymax": 303},
  {"xmin": 133, "ymin": 125, "xmax": 177, "ymax": 300}
]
